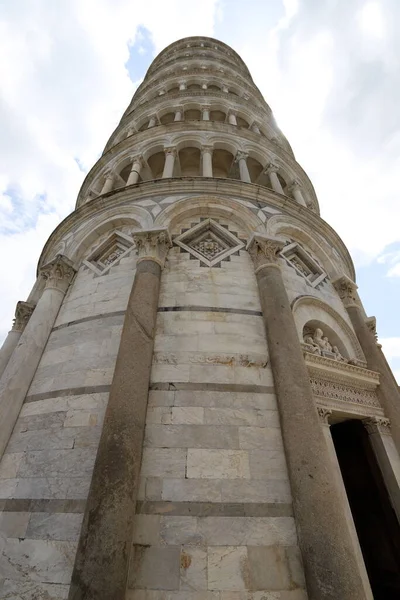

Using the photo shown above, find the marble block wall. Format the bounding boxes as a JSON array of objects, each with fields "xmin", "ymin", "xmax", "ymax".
[
  {"xmin": 126, "ymin": 241, "xmax": 308, "ymax": 600},
  {"xmin": 0, "ymin": 251, "xmax": 137, "ymax": 598}
]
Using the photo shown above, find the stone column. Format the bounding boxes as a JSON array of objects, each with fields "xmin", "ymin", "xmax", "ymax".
[
  {"xmin": 174, "ymin": 107, "xmax": 183, "ymax": 121},
  {"xmin": 236, "ymin": 151, "xmax": 251, "ymax": 183},
  {"xmin": 201, "ymin": 105, "xmax": 210, "ymax": 120},
  {"xmin": 251, "ymin": 121, "xmax": 261, "ymax": 134},
  {"xmin": 179, "ymin": 81, "xmax": 186, "ymax": 91},
  {"xmin": 248, "ymin": 233, "xmax": 371, "ymax": 600},
  {"xmin": 222, "ymin": 84, "xmax": 229, "ymax": 93},
  {"xmin": 0, "ymin": 256, "xmax": 75, "ymax": 459},
  {"xmin": 201, "ymin": 145, "xmax": 213, "ymax": 177},
  {"xmin": 68, "ymin": 229, "xmax": 171, "ymax": 600},
  {"xmin": 363, "ymin": 417, "xmax": 400, "ymax": 521},
  {"xmin": 334, "ymin": 275, "xmax": 400, "ymax": 454},
  {"xmin": 162, "ymin": 147, "xmax": 176, "ymax": 178},
  {"xmin": 126, "ymin": 156, "xmax": 143, "ymax": 186},
  {"xmin": 228, "ymin": 110, "xmax": 237, "ymax": 125},
  {"xmin": 100, "ymin": 171, "xmax": 114, "ymax": 195},
  {"xmin": 201, "ymin": 82, "xmax": 208, "ymax": 90},
  {"xmin": 266, "ymin": 163, "xmax": 284, "ymax": 194},
  {"xmin": 147, "ymin": 115, "xmax": 157, "ymax": 128},
  {"xmin": 289, "ymin": 180, "xmax": 307, "ymax": 207},
  {"xmin": 0, "ymin": 301, "xmax": 35, "ymax": 379}
]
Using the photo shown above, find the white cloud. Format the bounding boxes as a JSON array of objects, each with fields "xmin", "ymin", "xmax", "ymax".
[
  {"xmin": 358, "ymin": 1, "xmax": 386, "ymax": 38},
  {"xmin": 380, "ymin": 337, "xmax": 400, "ymax": 360},
  {"xmin": 0, "ymin": 0, "xmax": 220, "ymax": 340}
]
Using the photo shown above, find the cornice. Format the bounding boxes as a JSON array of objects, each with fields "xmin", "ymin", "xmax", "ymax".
[
  {"xmin": 38, "ymin": 178, "xmax": 355, "ymax": 280},
  {"xmin": 303, "ymin": 351, "xmax": 379, "ymax": 388}
]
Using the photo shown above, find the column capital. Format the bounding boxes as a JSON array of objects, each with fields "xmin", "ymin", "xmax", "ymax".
[
  {"xmin": 235, "ymin": 151, "xmax": 248, "ymax": 162},
  {"xmin": 133, "ymin": 228, "xmax": 172, "ymax": 268},
  {"xmin": 317, "ymin": 406, "xmax": 332, "ymax": 426},
  {"xmin": 201, "ymin": 104, "xmax": 211, "ymax": 112},
  {"xmin": 288, "ymin": 179, "xmax": 302, "ymax": 192},
  {"xmin": 247, "ymin": 233, "xmax": 284, "ymax": 273},
  {"xmin": 366, "ymin": 316, "xmax": 378, "ymax": 342},
  {"xmin": 40, "ymin": 255, "xmax": 76, "ymax": 294},
  {"xmin": 227, "ymin": 109, "xmax": 237, "ymax": 116},
  {"xmin": 12, "ymin": 301, "xmax": 35, "ymax": 332},
  {"xmin": 164, "ymin": 146, "xmax": 177, "ymax": 157},
  {"xmin": 104, "ymin": 170, "xmax": 114, "ymax": 180},
  {"xmin": 265, "ymin": 162, "xmax": 280, "ymax": 175},
  {"xmin": 363, "ymin": 416, "xmax": 391, "ymax": 436},
  {"xmin": 333, "ymin": 274, "xmax": 358, "ymax": 307},
  {"xmin": 129, "ymin": 154, "xmax": 143, "ymax": 166},
  {"xmin": 201, "ymin": 144, "xmax": 213, "ymax": 154}
]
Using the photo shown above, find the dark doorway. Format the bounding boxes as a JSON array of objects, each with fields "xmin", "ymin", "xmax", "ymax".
[{"xmin": 331, "ymin": 419, "xmax": 400, "ymax": 599}]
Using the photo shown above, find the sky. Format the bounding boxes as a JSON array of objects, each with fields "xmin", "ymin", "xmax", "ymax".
[{"xmin": 0, "ymin": 0, "xmax": 399, "ymax": 380}]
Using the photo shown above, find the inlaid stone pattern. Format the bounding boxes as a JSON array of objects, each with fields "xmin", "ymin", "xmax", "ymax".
[
  {"xmin": 174, "ymin": 218, "xmax": 245, "ymax": 268},
  {"xmin": 126, "ymin": 239, "xmax": 307, "ymax": 599}
]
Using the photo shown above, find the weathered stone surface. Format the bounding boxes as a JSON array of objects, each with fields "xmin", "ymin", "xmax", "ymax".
[
  {"xmin": 0, "ymin": 511, "xmax": 30, "ymax": 537},
  {"xmin": 0, "ymin": 538, "xmax": 76, "ymax": 584},
  {"xmin": 144, "ymin": 425, "xmax": 239, "ymax": 449},
  {"xmin": 207, "ymin": 546, "xmax": 248, "ymax": 591},
  {"xmin": 128, "ymin": 545, "xmax": 180, "ymax": 590},
  {"xmin": 26, "ymin": 512, "xmax": 83, "ymax": 541},
  {"xmin": 187, "ymin": 450, "xmax": 250, "ymax": 479},
  {"xmin": 68, "ymin": 259, "xmax": 163, "ymax": 600}
]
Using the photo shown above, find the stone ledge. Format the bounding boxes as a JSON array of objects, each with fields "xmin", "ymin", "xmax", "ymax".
[{"xmin": 303, "ymin": 350, "xmax": 379, "ymax": 389}]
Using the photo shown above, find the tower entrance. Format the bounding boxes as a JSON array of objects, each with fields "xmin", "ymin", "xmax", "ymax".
[{"xmin": 331, "ymin": 419, "xmax": 400, "ymax": 599}]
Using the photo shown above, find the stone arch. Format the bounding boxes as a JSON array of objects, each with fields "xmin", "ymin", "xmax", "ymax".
[
  {"xmin": 68, "ymin": 207, "xmax": 152, "ymax": 266},
  {"xmin": 292, "ymin": 296, "xmax": 365, "ymax": 361},
  {"xmin": 266, "ymin": 215, "xmax": 337, "ymax": 277},
  {"xmin": 154, "ymin": 194, "xmax": 263, "ymax": 236}
]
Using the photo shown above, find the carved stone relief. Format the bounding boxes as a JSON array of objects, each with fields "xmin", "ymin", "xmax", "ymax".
[
  {"xmin": 174, "ymin": 218, "xmax": 245, "ymax": 267},
  {"xmin": 83, "ymin": 230, "xmax": 135, "ymax": 276},
  {"xmin": 281, "ymin": 242, "xmax": 327, "ymax": 287},
  {"xmin": 303, "ymin": 327, "xmax": 348, "ymax": 363}
]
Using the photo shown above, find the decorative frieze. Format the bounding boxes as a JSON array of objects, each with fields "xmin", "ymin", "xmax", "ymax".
[
  {"xmin": 133, "ymin": 228, "xmax": 172, "ymax": 267},
  {"xmin": 12, "ymin": 301, "xmax": 35, "ymax": 332},
  {"xmin": 246, "ymin": 233, "xmax": 284, "ymax": 273},
  {"xmin": 40, "ymin": 255, "xmax": 76, "ymax": 293},
  {"xmin": 310, "ymin": 377, "xmax": 380, "ymax": 408}
]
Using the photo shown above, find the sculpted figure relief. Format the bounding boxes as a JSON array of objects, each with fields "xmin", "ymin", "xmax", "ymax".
[{"xmin": 303, "ymin": 327, "xmax": 348, "ymax": 363}]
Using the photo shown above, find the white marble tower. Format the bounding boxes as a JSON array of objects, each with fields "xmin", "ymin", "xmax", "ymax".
[{"xmin": 0, "ymin": 36, "xmax": 400, "ymax": 600}]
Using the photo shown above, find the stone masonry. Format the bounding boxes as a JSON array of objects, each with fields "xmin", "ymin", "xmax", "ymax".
[{"xmin": 0, "ymin": 35, "xmax": 399, "ymax": 600}]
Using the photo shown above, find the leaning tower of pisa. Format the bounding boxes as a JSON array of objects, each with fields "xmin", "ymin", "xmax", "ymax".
[{"xmin": 1, "ymin": 36, "xmax": 400, "ymax": 600}]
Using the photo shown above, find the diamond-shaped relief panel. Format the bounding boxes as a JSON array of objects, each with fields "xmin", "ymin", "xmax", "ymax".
[
  {"xmin": 280, "ymin": 242, "xmax": 327, "ymax": 287},
  {"xmin": 174, "ymin": 219, "xmax": 245, "ymax": 267},
  {"xmin": 83, "ymin": 230, "xmax": 135, "ymax": 276}
]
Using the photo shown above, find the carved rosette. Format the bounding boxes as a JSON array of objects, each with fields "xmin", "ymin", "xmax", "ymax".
[
  {"xmin": 40, "ymin": 255, "xmax": 76, "ymax": 294},
  {"xmin": 317, "ymin": 406, "xmax": 332, "ymax": 425},
  {"xmin": 247, "ymin": 234, "xmax": 285, "ymax": 273},
  {"xmin": 133, "ymin": 228, "xmax": 172, "ymax": 268},
  {"xmin": 363, "ymin": 416, "xmax": 391, "ymax": 436},
  {"xmin": 12, "ymin": 301, "xmax": 35, "ymax": 332},
  {"xmin": 333, "ymin": 275, "xmax": 358, "ymax": 307}
]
